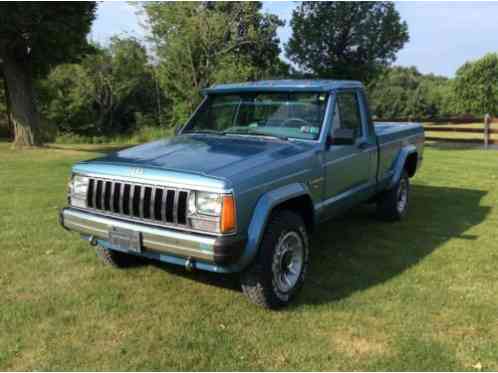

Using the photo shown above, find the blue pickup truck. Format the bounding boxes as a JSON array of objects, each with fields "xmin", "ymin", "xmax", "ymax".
[{"xmin": 61, "ymin": 80, "xmax": 424, "ymax": 308}]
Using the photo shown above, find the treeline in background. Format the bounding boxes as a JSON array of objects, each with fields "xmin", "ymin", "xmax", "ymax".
[{"xmin": 1, "ymin": 2, "xmax": 497, "ymax": 146}]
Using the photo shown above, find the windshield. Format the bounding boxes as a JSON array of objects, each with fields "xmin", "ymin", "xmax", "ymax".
[{"xmin": 184, "ymin": 92, "xmax": 329, "ymax": 140}]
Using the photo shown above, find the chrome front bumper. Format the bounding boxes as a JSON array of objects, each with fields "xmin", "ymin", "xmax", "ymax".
[{"xmin": 60, "ymin": 208, "xmax": 246, "ymax": 266}]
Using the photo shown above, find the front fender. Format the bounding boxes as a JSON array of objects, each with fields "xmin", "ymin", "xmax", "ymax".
[
  {"xmin": 226, "ymin": 182, "xmax": 312, "ymax": 272},
  {"xmin": 388, "ymin": 145, "xmax": 417, "ymax": 189}
]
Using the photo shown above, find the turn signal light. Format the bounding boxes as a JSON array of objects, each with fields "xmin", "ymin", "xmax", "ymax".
[{"xmin": 221, "ymin": 195, "xmax": 236, "ymax": 233}]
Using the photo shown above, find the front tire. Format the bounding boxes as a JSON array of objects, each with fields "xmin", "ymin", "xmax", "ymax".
[
  {"xmin": 376, "ymin": 170, "xmax": 410, "ymax": 221},
  {"xmin": 240, "ymin": 210, "xmax": 309, "ymax": 309}
]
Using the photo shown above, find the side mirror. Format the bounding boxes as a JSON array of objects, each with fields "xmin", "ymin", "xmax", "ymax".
[{"xmin": 327, "ymin": 128, "xmax": 355, "ymax": 146}]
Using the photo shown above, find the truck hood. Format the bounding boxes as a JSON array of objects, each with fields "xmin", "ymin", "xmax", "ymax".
[{"xmin": 88, "ymin": 134, "xmax": 314, "ymax": 180}]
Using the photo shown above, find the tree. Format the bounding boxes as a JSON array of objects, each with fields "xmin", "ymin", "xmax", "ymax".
[
  {"xmin": 83, "ymin": 37, "xmax": 154, "ymax": 134},
  {"xmin": 0, "ymin": 71, "xmax": 11, "ymax": 138},
  {"xmin": 142, "ymin": 2, "xmax": 285, "ymax": 124},
  {"xmin": 39, "ymin": 63, "xmax": 94, "ymax": 135},
  {"xmin": 367, "ymin": 66, "xmax": 453, "ymax": 119},
  {"xmin": 0, "ymin": 3, "xmax": 96, "ymax": 147},
  {"xmin": 40, "ymin": 37, "xmax": 160, "ymax": 136},
  {"xmin": 453, "ymin": 53, "xmax": 498, "ymax": 116},
  {"xmin": 418, "ymin": 75, "xmax": 457, "ymax": 117},
  {"xmin": 285, "ymin": 2, "xmax": 409, "ymax": 82}
]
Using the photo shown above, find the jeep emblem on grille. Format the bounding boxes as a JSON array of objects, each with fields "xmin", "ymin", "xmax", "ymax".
[{"xmin": 129, "ymin": 167, "xmax": 144, "ymax": 176}]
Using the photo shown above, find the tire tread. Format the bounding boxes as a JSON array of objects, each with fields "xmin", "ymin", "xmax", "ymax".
[
  {"xmin": 376, "ymin": 170, "xmax": 410, "ymax": 221},
  {"xmin": 241, "ymin": 210, "xmax": 308, "ymax": 309}
]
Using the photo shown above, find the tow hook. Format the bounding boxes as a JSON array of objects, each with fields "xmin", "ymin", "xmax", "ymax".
[
  {"xmin": 88, "ymin": 235, "xmax": 98, "ymax": 246},
  {"xmin": 185, "ymin": 257, "xmax": 195, "ymax": 272}
]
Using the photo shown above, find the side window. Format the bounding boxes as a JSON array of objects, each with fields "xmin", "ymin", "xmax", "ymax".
[
  {"xmin": 331, "ymin": 101, "xmax": 341, "ymax": 132},
  {"xmin": 332, "ymin": 92, "xmax": 363, "ymax": 138}
]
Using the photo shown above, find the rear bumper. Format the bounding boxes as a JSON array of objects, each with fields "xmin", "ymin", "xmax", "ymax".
[{"xmin": 59, "ymin": 208, "xmax": 246, "ymax": 268}]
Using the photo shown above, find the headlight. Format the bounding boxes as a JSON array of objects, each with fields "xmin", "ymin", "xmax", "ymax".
[
  {"xmin": 69, "ymin": 175, "xmax": 89, "ymax": 208},
  {"xmin": 187, "ymin": 191, "xmax": 236, "ymax": 234},
  {"xmin": 196, "ymin": 192, "xmax": 222, "ymax": 216},
  {"xmin": 72, "ymin": 175, "xmax": 89, "ymax": 196}
]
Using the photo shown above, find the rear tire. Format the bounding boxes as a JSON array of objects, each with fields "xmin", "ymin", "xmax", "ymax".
[
  {"xmin": 376, "ymin": 170, "xmax": 410, "ymax": 221},
  {"xmin": 96, "ymin": 245, "xmax": 140, "ymax": 268},
  {"xmin": 240, "ymin": 210, "xmax": 309, "ymax": 309}
]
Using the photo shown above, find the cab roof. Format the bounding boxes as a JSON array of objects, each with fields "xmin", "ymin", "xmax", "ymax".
[{"xmin": 202, "ymin": 79, "xmax": 364, "ymax": 95}]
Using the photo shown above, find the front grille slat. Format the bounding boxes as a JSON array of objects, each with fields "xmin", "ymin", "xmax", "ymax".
[
  {"xmin": 177, "ymin": 191, "xmax": 188, "ymax": 224},
  {"xmin": 103, "ymin": 181, "xmax": 111, "ymax": 211},
  {"xmin": 150, "ymin": 188, "xmax": 157, "ymax": 220},
  {"xmin": 92, "ymin": 179, "xmax": 98, "ymax": 208},
  {"xmin": 87, "ymin": 179, "xmax": 95, "ymax": 207},
  {"xmin": 172, "ymin": 190, "xmax": 180, "ymax": 224},
  {"xmin": 96, "ymin": 180, "xmax": 103, "ymax": 209},
  {"xmin": 139, "ymin": 186, "xmax": 145, "ymax": 218},
  {"xmin": 123, "ymin": 184, "xmax": 131, "ymax": 215},
  {"xmin": 154, "ymin": 188, "xmax": 163, "ymax": 221},
  {"xmin": 132, "ymin": 185, "xmax": 141, "ymax": 217},
  {"xmin": 100, "ymin": 181, "xmax": 106, "ymax": 210},
  {"xmin": 85, "ymin": 177, "xmax": 190, "ymax": 228},
  {"xmin": 143, "ymin": 187, "xmax": 152, "ymax": 219},
  {"xmin": 165, "ymin": 190, "xmax": 175, "ymax": 223},
  {"xmin": 109, "ymin": 182, "xmax": 115, "ymax": 212},
  {"xmin": 113, "ymin": 183, "xmax": 121, "ymax": 213},
  {"xmin": 162, "ymin": 189, "xmax": 168, "ymax": 222},
  {"xmin": 128, "ymin": 184, "xmax": 135, "ymax": 217}
]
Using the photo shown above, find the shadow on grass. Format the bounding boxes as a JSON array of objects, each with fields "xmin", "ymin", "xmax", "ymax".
[
  {"xmin": 141, "ymin": 184, "xmax": 490, "ymax": 306},
  {"xmin": 301, "ymin": 184, "xmax": 489, "ymax": 306},
  {"xmin": 146, "ymin": 260, "xmax": 242, "ymax": 292}
]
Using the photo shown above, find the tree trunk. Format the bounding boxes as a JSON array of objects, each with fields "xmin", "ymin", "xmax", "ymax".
[
  {"xmin": 1, "ymin": 52, "xmax": 42, "ymax": 147},
  {"xmin": 1, "ymin": 68, "xmax": 14, "ymax": 140},
  {"xmin": 154, "ymin": 67, "xmax": 162, "ymax": 126}
]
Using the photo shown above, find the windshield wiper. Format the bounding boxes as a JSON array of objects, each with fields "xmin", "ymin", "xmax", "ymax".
[
  {"xmin": 182, "ymin": 129, "xmax": 225, "ymax": 136},
  {"xmin": 185, "ymin": 128, "xmax": 288, "ymax": 141},
  {"xmin": 223, "ymin": 129, "xmax": 288, "ymax": 141}
]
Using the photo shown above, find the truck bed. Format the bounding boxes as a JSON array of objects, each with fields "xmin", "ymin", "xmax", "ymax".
[
  {"xmin": 374, "ymin": 122, "xmax": 423, "ymax": 143},
  {"xmin": 374, "ymin": 122, "xmax": 425, "ymax": 185}
]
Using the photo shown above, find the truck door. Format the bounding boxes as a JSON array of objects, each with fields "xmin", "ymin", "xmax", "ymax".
[{"xmin": 322, "ymin": 90, "xmax": 375, "ymax": 208}]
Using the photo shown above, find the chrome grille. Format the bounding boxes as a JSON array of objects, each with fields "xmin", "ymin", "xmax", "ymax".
[{"xmin": 86, "ymin": 177, "xmax": 189, "ymax": 226}]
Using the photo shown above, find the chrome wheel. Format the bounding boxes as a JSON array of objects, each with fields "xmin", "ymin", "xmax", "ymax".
[
  {"xmin": 397, "ymin": 177, "xmax": 408, "ymax": 214},
  {"xmin": 272, "ymin": 231, "xmax": 304, "ymax": 293}
]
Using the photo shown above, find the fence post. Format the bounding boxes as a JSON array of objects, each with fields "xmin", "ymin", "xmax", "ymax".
[{"xmin": 484, "ymin": 113, "xmax": 491, "ymax": 149}]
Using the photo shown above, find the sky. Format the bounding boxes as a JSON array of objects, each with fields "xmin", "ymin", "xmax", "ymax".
[{"xmin": 91, "ymin": 1, "xmax": 498, "ymax": 78}]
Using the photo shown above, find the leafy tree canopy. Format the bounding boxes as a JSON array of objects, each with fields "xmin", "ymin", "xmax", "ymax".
[
  {"xmin": 285, "ymin": 2, "xmax": 409, "ymax": 82},
  {"xmin": 0, "ymin": 3, "xmax": 97, "ymax": 146},
  {"xmin": 453, "ymin": 53, "xmax": 498, "ymax": 116},
  {"xmin": 0, "ymin": 3, "xmax": 97, "ymax": 77},
  {"xmin": 142, "ymin": 1, "xmax": 286, "ymax": 124},
  {"xmin": 40, "ymin": 37, "xmax": 159, "ymax": 136},
  {"xmin": 367, "ymin": 66, "xmax": 454, "ymax": 119}
]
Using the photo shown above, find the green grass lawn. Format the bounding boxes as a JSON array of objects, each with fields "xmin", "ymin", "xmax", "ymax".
[{"xmin": 1, "ymin": 141, "xmax": 498, "ymax": 371}]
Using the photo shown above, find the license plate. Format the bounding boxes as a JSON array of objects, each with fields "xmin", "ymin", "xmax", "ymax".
[{"xmin": 109, "ymin": 227, "xmax": 142, "ymax": 254}]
